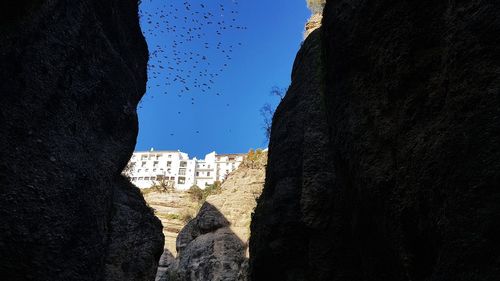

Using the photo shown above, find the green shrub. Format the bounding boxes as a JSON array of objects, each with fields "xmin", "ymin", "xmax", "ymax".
[
  {"xmin": 188, "ymin": 185, "xmax": 204, "ymax": 202},
  {"xmin": 188, "ymin": 182, "xmax": 222, "ymax": 204}
]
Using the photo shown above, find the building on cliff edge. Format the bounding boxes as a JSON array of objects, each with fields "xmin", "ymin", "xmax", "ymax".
[{"xmin": 126, "ymin": 149, "xmax": 245, "ymax": 190}]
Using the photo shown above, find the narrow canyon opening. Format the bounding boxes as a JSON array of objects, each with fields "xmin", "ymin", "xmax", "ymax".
[
  {"xmin": 127, "ymin": 1, "xmax": 322, "ymax": 280},
  {"xmin": 2, "ymin": 0, "xmax": 499, "ymax": 281}
]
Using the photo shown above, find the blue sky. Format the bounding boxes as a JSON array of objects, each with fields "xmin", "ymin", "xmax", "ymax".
[{"xmin": 137, "ymin": 0, "xmax": 310, "ymax": 158}]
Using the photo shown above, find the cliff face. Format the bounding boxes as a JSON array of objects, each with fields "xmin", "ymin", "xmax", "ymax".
[
  {"xmin": 0, "ymin": 1, "xmax": 164, "ymax": 280},
  {"xmin": 250, "ymin": 1, "xmax": 500, "ymax": 281},
  {"xmin": 163, "ymin": 152, "xmax": 267, "ymax": 281},
  {"xmin": 141, "ymin": 190, "xmax": 200, "ymax": 280}
]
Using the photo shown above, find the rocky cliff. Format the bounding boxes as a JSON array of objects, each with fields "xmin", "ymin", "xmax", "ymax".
[
  {"xmin": 250, "ymin": 1, "xmax": 500, "ymax": 281},
  {"xmin": 0, "ymin": 1, "xmax": 164, "ymax": 280},
  {"xmin": 163, "ymin": 151, "xmax": 267, "ymax": 281}
]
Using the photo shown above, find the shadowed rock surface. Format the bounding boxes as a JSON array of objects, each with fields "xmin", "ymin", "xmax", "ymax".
[
  {"xmin": 162, "ymin": 152, "xmax": 267, "ymax": 281},
  {"xmin": 0, "ymin": 1, "xmax": 164, "ymax": 280},
  {"xmin": 164, "ymin": 203, "xmax": 245, "ymax": 281},
  {"xmin": 250, "ymin": 1, "xmax": 500, "ymax": 281}
]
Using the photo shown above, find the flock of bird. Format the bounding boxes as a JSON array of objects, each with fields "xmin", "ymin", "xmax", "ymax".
[{"xmin": 139, "ymin": 0, "xmax": 247, "ymax": 111}]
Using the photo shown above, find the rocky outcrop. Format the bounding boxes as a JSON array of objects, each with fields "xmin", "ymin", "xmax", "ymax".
[
  {"xmin": 141, "ymin": 190, "xmax": 200, "ymax": 280},
  {"xmin": 0, "ymin": 1, "xmax": 164, "ymax": 280},
  {"xmin": 250, "ymin": 1, "xmax": 500, "ymax": 281},
  {"xmin": 304, "ymin": 0, "xmax": 325, "ymax": 38},
  {"xmin": 164, "ymin": 152, "xmax": 267, "ymax": 281},
  {"xmin": 304, "ymin": 13, "xmax": 322, "ymax": 39}
]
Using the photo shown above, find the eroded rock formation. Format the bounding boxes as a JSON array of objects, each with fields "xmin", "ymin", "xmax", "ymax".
[
  {"xmin": 163, "ymin": 152, "xmax": 267, "ymax": 281},
  {"xmin": 250, "ymin": 1, "xmax": 500, "ymax": 281},
  {"xmin": 304, "ymin": 0, "xmax": 325, "ymax": 38},
  {"xmin": 0, "ymin": 1, "xmax": 164, "ymax": 280}
]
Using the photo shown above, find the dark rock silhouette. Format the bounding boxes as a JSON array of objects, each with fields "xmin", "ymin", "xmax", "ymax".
[
  {"xmin": 165, "ymin": 203, "xmax": 248, "ymax": 281},
  {"xmin": 156, "ymin": 248, "xmax": 175, "ymax": 281},
  {"xmin": 0, "ymin": 1, "xmax": 163, "ymax": 280},
  {"xmin": 250, "ymin": 1, "xmax": 500, "ymax": 281}
]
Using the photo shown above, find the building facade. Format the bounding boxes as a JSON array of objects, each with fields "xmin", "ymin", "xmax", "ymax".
[{"xmin": 127, "ymin": 149, "xmax": 245, "ymax": 190}]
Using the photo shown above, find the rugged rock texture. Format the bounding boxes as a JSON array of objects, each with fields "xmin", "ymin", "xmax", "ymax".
[
  {"xmin": 250, "ymin": 1, "xmax": 500, "ymax": 281},
  {"xmin": 141, "ymin": 190, "xmax": 200, "ymax": 280},
  {"xmin": 304, "ymin": 13, "xmax": 323, "ymax": 39},
  {"xmin": 164, "ymin": 152, "xmax": 267, "ymax": 281},
  {"xmin": 304, "ymin": 0, "xmax": 325, "ymax": 39},
  {"xmin": 0, "ymin": 1, "xmax": 164, "ymax": 280}
]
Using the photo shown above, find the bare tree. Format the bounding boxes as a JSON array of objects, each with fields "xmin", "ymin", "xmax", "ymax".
[
  {"xmin": 261, "ymin": 86, "xmax": 287, "ymax": 141},
  {"xmin": 152, "ymin": 175, "xmax": 175, "ymax": 192},
  {"xmin": 260, "ymin": 103, "xmax": 274, "ymax": 141},
  {"xmin": 270, "ymin": 86, "xmax": 287, "ymax": 101}
]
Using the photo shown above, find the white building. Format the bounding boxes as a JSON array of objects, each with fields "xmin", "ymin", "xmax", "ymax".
[
  {"xmin": 127, "ymin": 149, "xmax": 196, "ymax": 190},
  {"xmin": 127, "ymin": 149, "xmax": 245, "ymax": 190},
  {"xmin": 215, "ymin": 153, "xmax": 246, "ymax": 182}
]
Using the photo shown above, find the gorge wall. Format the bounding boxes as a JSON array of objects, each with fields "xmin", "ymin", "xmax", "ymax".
[
  {"xmin": 141, "ymin": 189, "xmax": 200, "ymax": 280},
  {"xmin": 250, "ymin": 1, "xmax": 500, "ymax": 281},
  {"xmin": 0, "ymin": 1, "xmax": 164, "ymax": 280}
]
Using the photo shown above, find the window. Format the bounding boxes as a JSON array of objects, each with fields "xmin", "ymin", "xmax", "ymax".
[
  {"xmin": 141, "ymin": 155, "xmax": 147, "ymax": 160},
  {"xmin": 153, "ymin": 161, "xmax": 158, "ymax": 167},
  {"xmin": 156, "ymin": 154, "xmax": 161, "ymax": 160},
  {"xmin": 178, "ymin": 177, "xmax": 186, "ymax": 184},
  {"xmin": 170, "ymin": 177, "xmax": 175, "ymax": 180},
  {"xmin": 145, "ymin": 177, "xmax": 150, "ymax": 180},
  {"xmin": 179, "ymin": 168, "xmax": 186, "ymax": 175},
  {"xmin": 141, "ymin": 161, "xmax": 146, "ymax": 167},
  {"xmin": 168, "ymin": 154, "xmax": 172, "ymax": 158},
  {"xmin": 145, "ymin": 169, "xmax": 149, "ymax": 172},
  {"xmin": 167, "ymin": 161, "xmax": 172, "ymax": 167},
  {"xmin": 196, "ymin": 172, "xmax": 199, "ymax": 176},
  {"xmin": 132, "ymin": 177, "xmax": 137, "ymax": 181},
  {"xmin": 180, "ymin": 161, "xmax": 187, "ymax": 168},
  {"xmin": 207, "ymin": 172, "xmax": 210, "ymax": 177},
  {"xmin": 138, "ymin": 169, "xmax": 142, "ymax": 172},
  {"xmin": 139, "ymin": 177, "xmax": 144, "ymax": 180},
  {"xmin": 151, "ymin": 176, "xmax": 156, "ymax": 180},
  {"xmin": 153, "ymin": 169, "xmax": 157, "ymax": 172},
  {"xmin": 208, "ymin": 165, "xmax": 211, "ymax": 169}
]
